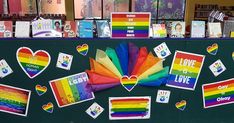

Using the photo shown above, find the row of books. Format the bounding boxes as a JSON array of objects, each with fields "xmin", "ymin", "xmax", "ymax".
[{"xmin": 1, "ymin": 20, "xmax": 234, "ymax": 38}]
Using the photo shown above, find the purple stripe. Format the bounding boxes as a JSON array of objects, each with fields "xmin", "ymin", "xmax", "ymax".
[
  {"xmin": 205, "ymin": 95, "xmax": 234, "ymax": 107},
  {"xmin": 167, "ymin": 75, "xmax": 197, "ymax": 88},
  {"xmin": 112, "ymin": 33, "xmax": 148, "ymax": 37}
]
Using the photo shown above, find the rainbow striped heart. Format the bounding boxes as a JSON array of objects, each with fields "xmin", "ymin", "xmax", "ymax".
[
  {"xmin": 207, "ymin": 43, "xmax": 218, "ymax": 55},
  {"xmin": 120, "ymin": 75, "xmax": 138, "ymax": 92},
  {"xmin": 42, "ymin": 102, "xmax": 54, "ymax": 113},
  {"xmin": 175, "ymin": 100, "xmax": 186, "ymax": 111},
  {"xmin": 16, "ymin": 47, "xmax": 51, "ymax": 79},
  {"xmin": 76, "ymin": 44, "xmax": 89, "ymax": 56},
  {"xmin": 35, "ymin": 84, "xmax": 47, "ymax": 96}
]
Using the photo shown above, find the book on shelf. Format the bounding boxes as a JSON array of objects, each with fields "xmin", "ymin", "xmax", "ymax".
[
  {"xmin": 0, "ymin": 21, "xmax": 13, "ymax": 38},
  {"xmin": 96, "ymin": 20, "xmax": 111, "ymax": 38},
  {"xmin": 231, "ymin": 32, "xmax": 234, "ymax": 38},
  {"xmin": 223, "ymin": 20, "xmax": 234, "ymax": 38},
  {"xmin": 152, "ymin": 24, "xmax": 167, "ymax": 38},
  {"xmin": 79, "ymin": 20, "xmax": 93, "ymax": 38},
  {"xmin": 191, "ymin": 21, "xmax": 205, "ymax": 38},
  {"xmin": 15, "ymin": 21, "xmax": 30, "ymax": 38},
  {"xmin": 170, "ymin": 21, "xmax": 185, "ymax": 38},
  {"xmin": 208, "ymin": 22, "xmax": 222, "ymax": 38},
  {"xmin": 132, "ymin": 0, "xmax": 158, "ymax": 19},
  {"xmin": 103, "ymin": 0, "xmax": 129, "ymax": 19},
  {"xmin": 63, "ymin": 21, "xmax": 77, "ymax": 38}
]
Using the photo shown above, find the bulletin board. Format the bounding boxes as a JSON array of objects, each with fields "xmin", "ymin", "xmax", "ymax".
[{"xmin": 0, "ymin": 38, "xmax": 233, "ymax": 123}]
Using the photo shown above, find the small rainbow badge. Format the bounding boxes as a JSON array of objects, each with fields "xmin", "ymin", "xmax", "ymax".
[
  {"xmin": 35, "ymin": 84, "xmax": 47, "ymax": 96},
  {"xmin": 76, "ymin": 44, "xmax": 89, "ymax": 56},
  {"xmin": 207, "ymin": 43, "xmax": 218, "ymax": 55},
  {"xmin": 175, "ymin": 100, "xmax": 187, "ymax": 111},
  {"xmin": 202, "ymin": 78, "xmax": 234, "ymax": 108},
  {"xmin": 42, "ymin": 102, "xmax": 54, "ymax": 113},
  {"xmin": 109, "ymin": 96, "xmax": 151, "ymax": 120}
]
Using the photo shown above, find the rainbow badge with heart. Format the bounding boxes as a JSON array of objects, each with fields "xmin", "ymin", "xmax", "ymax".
[{"xmin": 16, "ymin": 47, "xmax": 51, "ymax": 79}]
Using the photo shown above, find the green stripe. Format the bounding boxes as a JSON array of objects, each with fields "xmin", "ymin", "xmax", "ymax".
[
  {"xmin": 20, "ymin": 62, "xmax": 45, "ymax": 70},
  {"xmin": 205, "ymin": 90, "xmax": 234, "ymax": 100},
  {"xmin": 123, "ymin": 83, "xmax": 136, "ymax": 86},
  {"xmin": 111, "ymin": 108, "xmax": 148, "ymax": 112},
  {"xmin": 139, "ymin": 67, "xmax": 169, "ymax": 83},
  {"xmin": 112, "ymin": 26, "xmax": 149, "ymax": 30},
  {"xmin": 171, "ymin": 70, "xmax": 198, "ymax": 78},
  {"xmin": 67, "ymin": 78, "xmax": 80, "ymax": 102}
]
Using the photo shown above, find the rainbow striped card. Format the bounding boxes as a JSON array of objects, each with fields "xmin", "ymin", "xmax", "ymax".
[
  {"xmin": 166, "ymin": 51, "xmax": 205, "ymax": 90},
  {"xmin": 50, "ymin": 72, "xmax": 95, "ymax": 108},
  {"xmin": 202, "ymin": 78, "xmax": 234, "ymax": 108},
  {"xmin": 111, "ymin": 12, "xmax": 151, "ymax": 38},
  {"xmin": 0, "ymin": 84, "xmax": 31, "ymax": 116},
  {"xmin": 109, "ymin": 96, "xmax": 151, "ymax": 120}
]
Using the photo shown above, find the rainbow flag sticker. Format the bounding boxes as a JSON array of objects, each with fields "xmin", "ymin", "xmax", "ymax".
[
  {"xmin": 202, "ymin": 78, "xmax": 234, "ymax": 108},
  {"xmin": 0, "ymin": 84, "xmax": 31, "ymax": 116},
  {"xmin": 166, "ymin": 51, "xmax": 205, "ymax": 90},
  {"xmin": 109, "ymin": 96, "xmax": 151, "ymax": 120},
  {"xmin": 49, "ymin": 72, "xmax": 95, "ymax": 108},
  {"xmin": 111, "ymin": 12, "xmax": 151, "ymax": 38}
]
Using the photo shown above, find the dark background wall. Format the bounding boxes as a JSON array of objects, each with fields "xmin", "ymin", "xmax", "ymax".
[{"xmin": 0, "ymin": 38, "xmax": 233, "ymax": 123}]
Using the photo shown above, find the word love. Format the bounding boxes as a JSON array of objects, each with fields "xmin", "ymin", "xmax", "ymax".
[{"xmin": 179, "ymin": 58, "xmax": 196, "ymax": 68}]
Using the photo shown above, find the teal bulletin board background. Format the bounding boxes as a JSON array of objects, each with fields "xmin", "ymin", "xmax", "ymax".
[{"xmin": 0, "ymin": 38, "xmax": 233, "ymax": 123}]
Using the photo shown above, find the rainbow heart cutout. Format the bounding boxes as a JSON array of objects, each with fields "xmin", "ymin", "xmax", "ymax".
[
  {"xmin": 16, "ymin": 47, "xmax": 51, "ymax": 79},
  {"xmin": 76, "ymin": 44, "xmax": 89, "ymax": 56},
  {"xmin": 42, "ymin": 102, "xmax": 54, "ymax": 113},
  {"xmin": 207, "ymin": 43, "xmax": 218, "ymax": 55},
  {"xmin": 175, "ymin": 100, "xmax": 186, "ymax": 111},
  {"xmin": 35, "ymin": 84, "xmax": 47, "ymax": 96},
  {"xmin": 120, "ymin": 75, "xmax": 138, "ymax": 92}
]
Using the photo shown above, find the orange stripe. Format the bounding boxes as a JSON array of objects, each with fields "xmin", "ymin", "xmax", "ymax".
[
  {"xmin": 54, "ymin": 81, "xmax": 68, "ymax": 105},
  {"xmin": 174, "ymin": 58, "xmax": 201, "ymax": 68}
]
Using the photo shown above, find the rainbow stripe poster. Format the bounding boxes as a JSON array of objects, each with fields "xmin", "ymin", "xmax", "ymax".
[
  {"xmin": 109, "ymin": 96, "xmax": 151, "ymax": 120},
  {"xmin": 0, "ymin": 84, "xmax": 31, "ymax": 116},
  {"xmin": 166, "ymin": 51, "xmax": 205, "ymax": 90},
  {"xmin": 111, "ymin": 12, "xmax": 151, "ymax": 38},
  {"xmin": 202, "ymin": 78, "xmax": 234, "ymax": 108},
  {"xmin": 50, "ymin": 72, "xmax": 95, "ymax": 108}
]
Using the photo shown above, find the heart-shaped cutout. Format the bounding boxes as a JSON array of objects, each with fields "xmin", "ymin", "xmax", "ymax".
[
  {"xmin": 120, "ymin": 75, "xmax": 138, "ymax": 92},
  {"xmin": 35, "ymin": 84, "xmax": 47, "ymax": 96},
  {"xmin": 207, "ymin": 43, "xmax": 218, "ymax": 55},
  {"xmin": 76, "ymin": 44, "xmax": 89, "ymax": 56},
  {"xmin": 16, "ymin": 47, "xmax": 51, "ymax": 79},
  {"xmin": 175, "ymin": 100, "xmax": 186, "ymax": 111},
  {"xmin": 42, "ymin": 102, "xmax": 54, "ymax": 113}
]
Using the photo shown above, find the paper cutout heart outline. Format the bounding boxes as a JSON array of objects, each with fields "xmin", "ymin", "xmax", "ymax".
[
  {"xmin": 42, "ymin": 102, "xmax": 54, "ymax": 113},
  {"xmin": 35, "ymin": 84, "xmax": 47, "ymax": 96},
  {"xmin": 175, "ymin": 100, "xmax": 186, "ymax": 111},
  {"xmin": 120, "ymin": 75, "xmax": 138, "ymax": 92},
  {"xmin": 76, "ymin": 44, "xmax": 89, "ymax": 56},
  {"xmin": 207, "ymin": 43, "xmax": 218, "ymax": 55},
  {"xmin": 16, "ymin": 47, "xmax": 51, "ymax": 79}
]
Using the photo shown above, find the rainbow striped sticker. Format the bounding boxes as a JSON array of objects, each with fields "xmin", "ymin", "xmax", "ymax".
[
  {"xmin": 111, "ymin": 12, "xmax": 151, "ymax": 38},
  {"xmin": 166, "ymin": 51, "xmax": 205, "ymax": 90},
  {"xmin": 49, "ymin": 72, "xmax": 95, "ymax": 108},
  {"xmin": 202, "ymin": 78, "xmax": 234, "ymax": 108},
  {"xmin": 120, "ymin": 75, "xmax": 138, "ymax": 92},
  {"xmin": 109, "ymin": 96, "xmax": 151, "ymax": 120},
  {"xmin": 42, "ymin": 102, "xmax": 54, "ymax": 113},
  {"xmin": 0, "ymin": 84, "xmax": 31, "ymax": 116},
  {"xmin": 16, "ymin": 47, "xmax": 51, "ymax": 79}
]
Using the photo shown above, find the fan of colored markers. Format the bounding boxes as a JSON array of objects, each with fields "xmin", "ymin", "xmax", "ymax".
[{"xmin": 86, "ymin": 42, "xmax": 169, "ymax": 92}]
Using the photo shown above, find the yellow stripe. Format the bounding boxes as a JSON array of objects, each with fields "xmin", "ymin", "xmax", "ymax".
[
  {"xmin": 112, "ymin": 22, "xmax": 149, "ymax": 26},
  {"xmin": 112, "ymin": 104, "xmax": 148, "ymax": 109},
  {"xmin": 204, "ymin": 87, "xmax": 234, "ymax": 97},
  {"xmin": 18, "ymin": 57, "xmax": 48, "ymax": 66},
  {"xmin": 60, "ymin": 79, "xmax": 75, "ymax": 103},
  {"xmin": 172, "ymin": 64, "xmax": 200, "ymax": 73}
]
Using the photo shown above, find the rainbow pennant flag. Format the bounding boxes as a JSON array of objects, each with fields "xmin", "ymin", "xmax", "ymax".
[
  {"xmin": 166, "ymin": 51, "xmax": 205, "ymax": 90},
  {"xmin": 111, "ymin": 12, "xmax": 151, "ymax": 38},
  {"xmin": 202, "ymin": 78, "xmax": 234, "ymax": 108},
  {"xmin": 50, "ymin": 72, "xmax": 95, "ymax": 108},
  {"xmin": 0, "ymin": 84, "xmax": 31, "ymax": 116},
  {"xmin": 109, "ymin": 96, "xmax": 151, "ymax": 120}
]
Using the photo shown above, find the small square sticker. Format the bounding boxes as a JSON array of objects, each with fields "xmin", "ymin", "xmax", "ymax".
[
  {"xmin": 86, "ymin": 102, "xmax": 104, "ymax": 119},
  {"xmin": 156, "ymin": 90, "xmax": 171, "ymax": 103},
  {"xmin": 209, "ymin": 59, "xmax": 226, "ymax": 76},
  {"xmin": 56, "ymin": 52, "xmax": 73, "ymax": 70},
  {"xmin": 0, "ymin": 59, "xmax": 13, "ymax": 78},
  {"xmin": 154, "ymin": 42, "xmax": 171, "ymax": 59}
]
